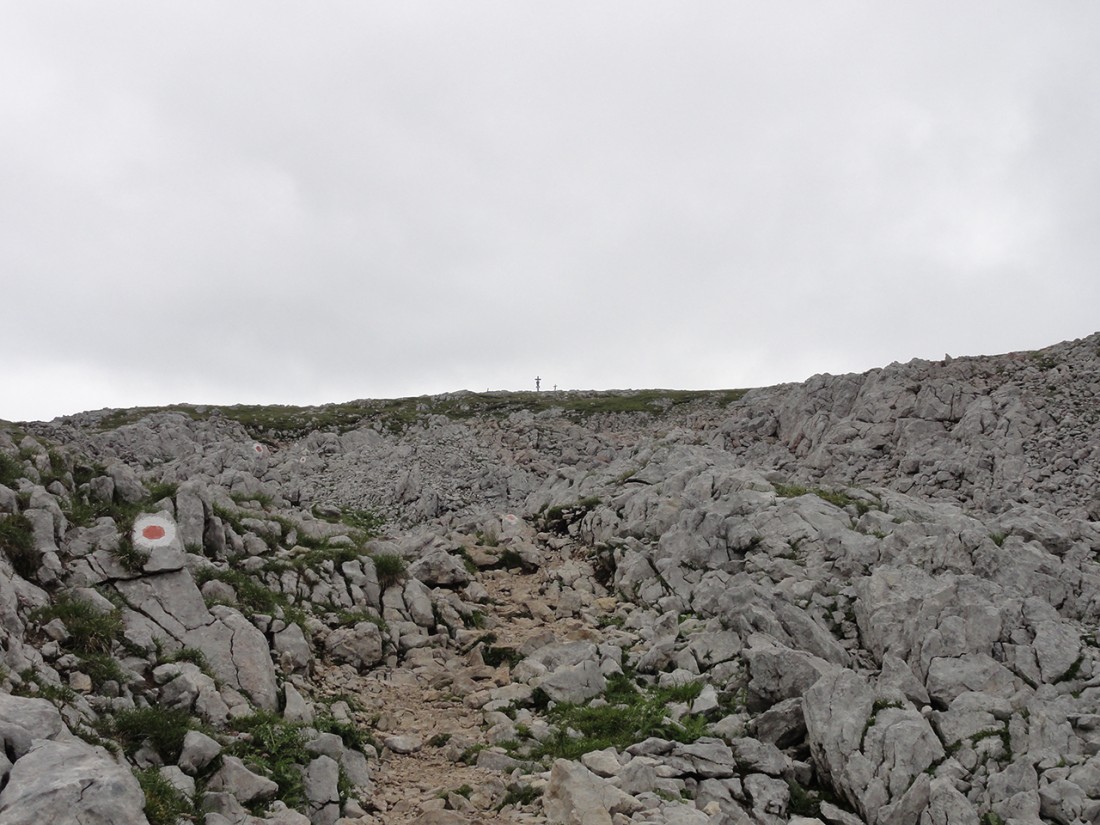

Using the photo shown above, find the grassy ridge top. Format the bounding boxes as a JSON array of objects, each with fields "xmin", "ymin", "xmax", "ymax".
[{"xmin": 87, "ymin": 388, "xmax": 749, "ymax": 440}]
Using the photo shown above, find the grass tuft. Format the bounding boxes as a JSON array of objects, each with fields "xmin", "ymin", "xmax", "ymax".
[
  {"xmin": 105, "ymin": 707, "xmax": 193, "ymax": 762},
  {"xmin": 371, "ymin": 552, "xmax": 407, "ymax": 588},
  {"xmin": 531, "ymin": 673, "xmax": 708, "ymax": 761},
  {"xmin": 228, "ymin": 711, "xmax": 309, "ymax": 810},
  {"xmin": 136, "ymin": 768, "xmax": 195, "ymax": 825},
  {"xmin": 32, "ymin": 596, "xmax": 123, "ymax": 655},
  {"xmin": 0, "ymin": 513, "xmax": 38, "ymax": 579}
]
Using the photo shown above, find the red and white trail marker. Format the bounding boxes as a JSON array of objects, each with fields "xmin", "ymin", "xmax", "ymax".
[
  {"xmin": 252, "ymin": 443, "xmax": 267, "ymax": 457},
  {"xmin": 132, "ymin": 514, "xmax": 177, "ymax": 549}
]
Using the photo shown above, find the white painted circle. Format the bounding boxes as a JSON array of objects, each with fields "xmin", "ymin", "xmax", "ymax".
[
  {"xmin": 132, "ymin": 514, "xmax": 177, "ymax": 549},
  {"xmin": 502, "ymin": 514, "xmax": 519, "ymax": 526},
  {"xmin": 252, "ymin": 443, "xmax": 267, "ymax": 456}
]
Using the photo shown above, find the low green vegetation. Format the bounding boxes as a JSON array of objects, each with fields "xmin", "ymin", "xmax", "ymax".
[
  {"xmin": 104, "ymin": 706, "xmax": 194, "ymax": 762},
  {"xmin": 196, "ymin": 567, "xmax": 287, "ymax": 616},
  {"xmin": 65, "ymin": 477, "xmax": 178, "ymax": 539},
  {"xmin": 79, "ymin": 652, "xmax": 128, "ymax": 689},
  {"xmin": 154, "ymin": 643, "xmax": 214, "ymax": 680},
  {"xmin": 529, "ymin": 675, "xmax": 709, "ymax": 761},
  {"xmin": 31, "ymin": 595, "xmax": 123, "ymax": 655},
  {"xmin": 312, "ymin": 505, "xmax": 386, "ymax": 536},
  {"xmin": 283, "ymin": 544, "xmax": 370, "ymax": 572},
  {"xmin": 773, "ymin": 484, "xmax": 880, "ymax": 516},
  {"xmin": 371, "ymin": 552, "xmax": 407, "ymax": 588},
  {"xmin": 14, "ymin": 668, "xmax": 76, "ymax": 703},
  {"xmin": 88, "ymin": 389, "xmax": 749, "ymax": 438},
  {"xmin": 230, "ymin": 490, "xmax": 274, "ymax": 508},
  {"xmin": 0, "ymin": 513, "xmax": 38, "ymax": 578},
  {"xmin": 111, "ymin": 536, "xmax": 150, "ymax": 572},
  {"xmin": 499, "ymin": 783, "xmax": 542, "ymax": 810},
  {"xmin": 542, "ymin": 496, "xmax": 602, "ymax": 534},
  {"xmin": 0, "ymin": 451, "xmax": 26, "ymax": 486},
  {"xmin": 314, "ymin": 708, "xmax": 376, "ymax": 753},
  {"xmin": 136, "ymin": 768, "xmax": 195, "ymax": 825},
  {"xmin": 228, "ymin": 711, "xmax": 310, "ymax": 810}
]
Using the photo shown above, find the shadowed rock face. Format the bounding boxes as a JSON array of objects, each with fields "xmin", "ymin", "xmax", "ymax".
[{"xmin": 0, "ymin": 331, "xmax": 1098, "ymax": 825}]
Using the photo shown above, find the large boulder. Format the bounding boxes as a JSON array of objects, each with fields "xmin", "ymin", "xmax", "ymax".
[
  {"xmin": 184, "ymin": 606, "xmax": 279, "ymax": 711},
  {"xmin": 805, "ymin": 668, "xmax": 943, "ymax": 825},
  {"xmin": 324, "ymin": 621, "xmax": 384, "ymax": 670},
  {"xmin": 543, "ymin": 759, "xmax": 643, "ymax": 825},
  {"xmin": 0, "ymin": 739, "xmax": 148, "ymax": 825}
]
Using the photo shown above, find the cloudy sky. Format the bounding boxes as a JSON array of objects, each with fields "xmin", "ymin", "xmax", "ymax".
[{"xmin": 3, "ymin": 3, "xmax": 1099, "ymax": 422}]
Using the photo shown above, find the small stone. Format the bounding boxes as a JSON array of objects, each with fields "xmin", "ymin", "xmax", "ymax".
[
  {"xmin": 68, "ymin": 671, "xmax": 93, "ymax": 693},
  {"xmin": 383, "ymin": 734, "xmax": 423, "ymax": 755}
]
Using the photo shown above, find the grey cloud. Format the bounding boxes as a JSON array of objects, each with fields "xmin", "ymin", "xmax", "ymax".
[{"xmin": 2, "ymin": 3, "xmax": 1099, "ymax": 421}]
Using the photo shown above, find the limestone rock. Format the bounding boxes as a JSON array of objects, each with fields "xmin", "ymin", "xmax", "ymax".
[
  {"xmin": 324, "ymin": 621, "xmax": 384, "ymax": 670},
  {"xmin": 178, "ymin": 729, "xmax": 222, "ymax": 774},
  {"xmin": 207, "ymin": 755, "xmax": 279, "ymax": 804},
  {"xmin": 0, "ymin": 739, "xmax": 148, "ymax": 825},
  {"xmin": 543, "ymin": 759, "xmax": 644, "ymax": 825}
]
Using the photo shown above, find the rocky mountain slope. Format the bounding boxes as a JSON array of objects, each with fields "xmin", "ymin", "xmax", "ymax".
[{"xmin": 1, "ymin": 331, "xmax": 1098, "ymax": 825}]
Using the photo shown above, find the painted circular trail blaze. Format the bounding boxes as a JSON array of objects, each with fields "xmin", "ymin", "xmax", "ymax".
[
  {"xmin": 133, "ymin": 515, "xmax": 175, "ymax": 547},
  {"xmin": 253, "ymin": 443, "xmax": 265, "ymax": 454}
]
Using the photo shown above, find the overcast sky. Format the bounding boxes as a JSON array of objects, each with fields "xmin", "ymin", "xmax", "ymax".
[{"xmin": 3, "ymin": 3, "xmax": 1099, "ymax": 422}]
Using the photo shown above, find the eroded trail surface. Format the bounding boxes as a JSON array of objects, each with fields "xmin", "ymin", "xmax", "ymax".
[{"xmin": 315, "ymin": 563, "xmax": 577, "ymax": 823}]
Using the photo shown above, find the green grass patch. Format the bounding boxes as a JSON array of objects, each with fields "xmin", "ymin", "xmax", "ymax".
[
  {"xmin": 0, "ymin": 452, "xmax": 25, "ymax": 487},
  {"xmin": 340, "ymin": 508, "xmax": 385, "ymax": 535},
  {"xmin": 499, "ymin": 783, "xmax": 542, "ymax": 810},
  {"xmin": 79, "ymin": 652, "xmax": 128, "ymax": 688},
  {"xmin": 531, "ymin": 674, "xmax": 708, "ymax": 761},
  {"xmin": 285, "ymin": 544, "xmax": 369, "ymax": 572},
  {"xmin": 774, "ymin": 484, "xmax": 879, "ymax": 515},
  {"xmin": 32, "ymin": 596, "xmax": 123, "ymax": 655},
  {"xmin": 144, "ymin": 481, "xmax": 179, "ymax": 502},
  {"xmin": 0, "ymin": 513, "xmax": 38, "ymax": 579},
  {"xmin": 196, "ymin": 567, "xmax": 289, "ymax": 617},
  {"xmin": 136, "ymin": 768, "xmax": 195, "ymax": 825},
  {"xmin": 88, "ymin": 390, "xmax": 750, "ymax": 439},
  {"xmin": 228, "ymin": 711, "xmax": 309, "ymax": 810},
  {"xmin": 542, "ymin": 497, "xmax": 602, "ymax": 534},
  {"xmin": 154, "ymin": 644, "xmax": 214, "ymax": 680},
  {"xmin": 105, "ymin": 707, "xmax": 193, "ymax": 762},
  {"xmin": 371, "ymin": 552, "xmax": 407, "ymax": 588},
  {"xmin": 14, "ymin": 668, "xmax": 76, "ymax": 703},
  {"xmin": 482, "ymin": 644, "xmax": 524, "ymax": 669},
  {"xmin": 314, "ymin": 710, "xmax": 375, "ymax": 753},
  {"xmin": 231, "ymin": 490, "xmax": 274, "ymax": 508},
  {"xmin": 111, "ymin": 536, "xmax": 150, "ymax": 572}
]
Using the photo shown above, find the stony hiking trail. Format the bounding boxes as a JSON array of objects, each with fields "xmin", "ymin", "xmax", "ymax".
[
  {"xmin": 316, "ymin": 563, "xmax": 562, "ymax": 824},
  {"xmin": 2, "ymin": 331, "xmax": 1100, "ymax": 825}
]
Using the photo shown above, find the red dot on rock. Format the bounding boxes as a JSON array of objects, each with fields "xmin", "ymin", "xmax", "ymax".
[{"xmin": 142, "ymin": 525, "xmax": 166, "ymax": 540}]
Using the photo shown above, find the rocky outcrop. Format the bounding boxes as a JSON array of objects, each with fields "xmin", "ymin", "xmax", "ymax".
[{"xmin": 0, "ymin": 331, "xmax": 1098, "ymax": 825}]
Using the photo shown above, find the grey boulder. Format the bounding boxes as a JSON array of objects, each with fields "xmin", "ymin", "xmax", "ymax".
[{"xmin": 0, "ymin": 739, "xmax": 148, "ymax": 825}]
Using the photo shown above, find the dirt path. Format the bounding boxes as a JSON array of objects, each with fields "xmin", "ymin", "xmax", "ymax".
[{"xmin": 314, "ymin": 566, "xmax": 569, "ymax": 824}]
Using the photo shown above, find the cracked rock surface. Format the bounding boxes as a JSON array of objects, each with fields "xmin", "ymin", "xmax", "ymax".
[{"xmin": 1, "ymin": 330, "xmax": 1099, "ymax": 824}]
